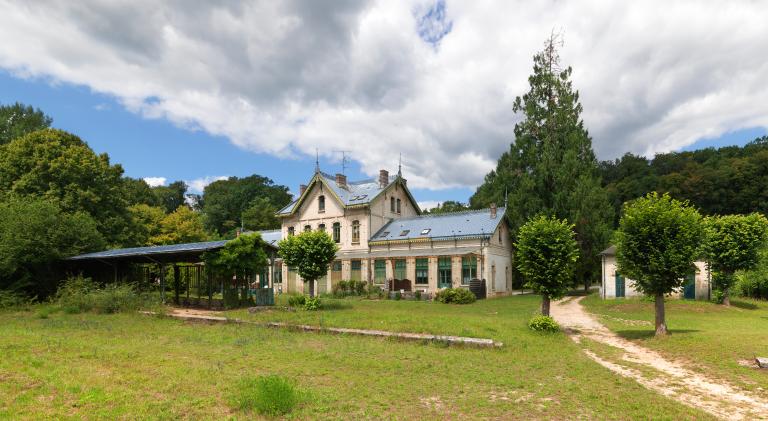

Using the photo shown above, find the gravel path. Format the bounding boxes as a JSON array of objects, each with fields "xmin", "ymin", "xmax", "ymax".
[{"xmin": 551, "ymin": 296, "xmax": 768, "ymax": 420}]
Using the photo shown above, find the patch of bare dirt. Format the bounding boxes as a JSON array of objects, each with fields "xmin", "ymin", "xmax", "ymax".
[{"xmin": 551, "ymin": 296, "xmax": 768, "ymax": 420}]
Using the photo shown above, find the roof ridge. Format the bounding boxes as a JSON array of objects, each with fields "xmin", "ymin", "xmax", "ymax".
[{"xmin": 394, "ymin": 206, "xmax": 505, "ymax": 222}]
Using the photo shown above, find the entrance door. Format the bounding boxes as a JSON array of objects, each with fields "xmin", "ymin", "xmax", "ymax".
[
  {"xmin": 615, "ymin": 273, "xmax": 625, "ymax": 298},
  {"xmin": 683, "ymin": 273, "xmax": 695, "ymax": 300}
]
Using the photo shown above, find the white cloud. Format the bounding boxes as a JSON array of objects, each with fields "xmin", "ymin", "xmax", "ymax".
[
  {"xmin": 186, "ymin": 175, "xmax": 229, "ymax": 193},
  {"xmin": 418, "ymin": 201, "xmax": 440, "ymax": 211},
  {"xmin": 1, "ymin": 1, "xmax": 767, "ymax": 190},
  {"xmin": 143, "ymin": 176, "xmax": 167, "ymax": 187}
]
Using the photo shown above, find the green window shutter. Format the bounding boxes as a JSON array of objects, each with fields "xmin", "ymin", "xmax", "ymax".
[
  {"xmin": 374, "ymin": 260, "xmax": 386, "ymax": 283},
  {"xmin": 462, "ymin": 256, "xmax": 477, "ymax": 285},
  {"xmin": 394, "ymin": 259, "xmax": 406, "ymax": 279},
  {"xmin": 415, "ymin": 258, "xmax": 428, "ymax": 285}
]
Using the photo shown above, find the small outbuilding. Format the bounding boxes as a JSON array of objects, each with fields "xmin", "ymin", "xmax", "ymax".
[{"xmin": 599, "ymin": 245, "xmax": 711, "ymax": 300}]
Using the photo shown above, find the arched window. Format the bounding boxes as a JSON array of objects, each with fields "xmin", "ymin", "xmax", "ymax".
[
  {"xmin": 351, "ymin": 220, "xmax": 360, "ymax": 244},
  {"xmin": 332, "ymin": 222, "xmax": 341, "ymax": 243},
  {"xmin": 318, "ymin": 195, "xmax": 325, "ymax": 213}
]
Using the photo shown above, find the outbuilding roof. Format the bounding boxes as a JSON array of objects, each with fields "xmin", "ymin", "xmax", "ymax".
[
  {"xmin": 67, "ymin": 231, "xmax": 280, "ymax": 263},
  {"xmin": 370, "ymin": 207, "xmax": 507, "ymax": 243},
  {"xmin": 600, "ymin": 245, "xmax": 617, "ymax": 255}
]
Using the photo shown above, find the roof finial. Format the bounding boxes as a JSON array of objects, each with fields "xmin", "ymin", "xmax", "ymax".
[
  {"xmin": 315, "ymin": 148, "xmax": 320, "ymax": 173},
  {"xmin": 398, "ymin": 153, "xmax": 402, "ymax": 177}
]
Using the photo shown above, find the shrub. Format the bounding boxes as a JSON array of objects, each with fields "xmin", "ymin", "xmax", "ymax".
[
  {"xmin": 303, "ymin": 297, "xmax": 321, "ymax": 311},
  {"xmin": 232, "ymin": 375, "xmax": 299, "ymax": 416},
  {"xmin": 355, "ymin": 281, "xmax": 366, "ymax": 295},
  {"xmin": 414, "ymin": 290, "xmax": 422, "ymax": 301},
  {"xmin": 528, "ymin": 315, "xmax": 560, "ymax": 332},
  {"xmin": 435, "ymin": 288, "xmax": 476, "ymax": 304},
  {"xmin": 394, "ymin": 291, "xmax": 402, "ymax": 301},
  {"xmin": 0, "ymin": 290, "xmax": 32, "ymax": 310},
  {"xmin": 55, "ymin": 275, "xmax": 157, "ymax": 314},
  {"xmin": 287, "ymin": 294, "xmax": 306, "ymax": 307},
  {"xmin": 735, "ymin": 256, "xmax": 768, "ymax": 300},
  {"xmin": 710, "ymin": 289, "xmax": 725, "ymax": 304},
  {"xmin": 337, "ymin": 280, "xmax": 348, "ymax": 295}
]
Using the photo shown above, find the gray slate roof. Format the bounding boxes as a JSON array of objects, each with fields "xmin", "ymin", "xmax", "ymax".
[
  {"xmin": 277, "ymin": 171, "xmax": 397, "ymax": 215},
  {"xmin": 371, "ymin": 207, "xmax": 506, "ymax": 242},
  {"xmin": 258, "ymin": 229, "xmax": 282, "ymax": 246},
  {"xmin": 600, "ymin": 245, "xmax": 616, "ymax": 255}
]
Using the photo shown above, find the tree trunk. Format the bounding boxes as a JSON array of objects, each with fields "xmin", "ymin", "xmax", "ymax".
[
  {"xmin": 308, "ymin": 279, "xmax": 315, "ymax": 298},
  {"xmin": 654, "ymin": 293, "xmax": 669, "ymax": 336},
  {"xmin": 541, "ymin": 294, "xmax": 551, "ymax": 316},
  {"xmin": 722, "ymin": 288, "xmax": 731, "ymax": 306}
]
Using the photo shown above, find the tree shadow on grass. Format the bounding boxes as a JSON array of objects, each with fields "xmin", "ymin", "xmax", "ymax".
[
  {"xmin": 730, "ymin": 300, "xmax": 758, "ymax": 310},
  {"xmin": 615, "ymin": 329, "xmax": 700, "ymax": 340},
  {"xmin": 320, "ymin": 301, "xmax": 353, "ymax": 311}
]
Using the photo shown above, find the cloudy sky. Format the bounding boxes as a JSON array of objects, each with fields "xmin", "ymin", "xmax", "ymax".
[{"xmin": 1, "ymin": 0, "xmax": 766, "ymax": 206}]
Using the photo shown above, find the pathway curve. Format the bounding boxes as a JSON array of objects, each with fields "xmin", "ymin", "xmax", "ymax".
[{"xmin": 550, "ymin": 296, "xmax": 768, "ymax": 420}]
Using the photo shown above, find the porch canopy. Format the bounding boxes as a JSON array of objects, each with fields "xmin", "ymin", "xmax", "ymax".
[{"xmin": 67, "ymin": 240, "xmax": 232, "ymax": 264}]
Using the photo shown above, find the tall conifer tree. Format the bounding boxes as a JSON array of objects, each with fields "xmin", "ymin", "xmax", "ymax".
[{"xmin": 471, "ymin": 34, "xmax": 612, "ymax": 286}]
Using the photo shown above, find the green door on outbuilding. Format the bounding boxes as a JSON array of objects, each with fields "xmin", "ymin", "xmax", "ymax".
[
  {"xmin": 615, "ymin": 273, "xmax": 625, "ymax": 298},
  {"xmin": 683, "ymin": 273, "xmax": 695, "ymax": 300}
]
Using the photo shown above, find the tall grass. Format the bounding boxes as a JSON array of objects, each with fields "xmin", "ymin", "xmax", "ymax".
[
  {"xmin": 55, "ymin": 275, "xmax": 159, "ymax": 314},
  {"xmin": 232, "ymin": 375, "xmax": 299, "ymax": 416}
]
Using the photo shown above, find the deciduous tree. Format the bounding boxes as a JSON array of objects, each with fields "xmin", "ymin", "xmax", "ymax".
[
  {"xmin": 277, "ymin": 231, "xmax": 338, "ymax": 298},
  {"xmin": 516, "ymin": 216, "xmax": 579, "ymax": 316},
  {"xmin": 615, "ymin": 192, "xmax": 704, "ymax": 336},
  {"xmin": 0, "ymin": 102, "xmax": 52, "ymax": 145},
  {"xmin": 705, "ymin": 213, "xmax": 768, "ymax": 305}
]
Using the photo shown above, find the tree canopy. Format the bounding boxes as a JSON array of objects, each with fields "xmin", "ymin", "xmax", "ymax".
[
  {"xmin": 600, "ymin": 136, "xmax": 768, "ymax": 221},
  {"xmin": 470, "ymin": 35, "xmax": 612, "ymax": 286},
  {"xmin": 0, "ymin": 197, "xmax": 104, "ymax": 296},
  {"xmin": 705, "ymin": 213, "xmax": 768, "ymax": 305},
  {"xmin": 205, "ymin": 233, "xmax": 268, "ymax": 279},
  {"xmin": 203, "ymin": 175, "xmax": 291, "ymax": 236},
  {"xmin": 152, "ymin": 181, "xmax": 188, "ymax": 214},
  {"xmin": 615, "ymin": 192, "xmax": 704, "ymax": 336},
  {"xmin": 516, "ymin": 216, "xmax": 579, "ymax": 316},
  {"xmin": 422, "ymin": 201, "xmax": 470, "ymax": 214},
  {"xmin": 0, "ymin": 129, "xmax": 129, "ymax": 246},
  {"xmin": 277, "ymin": 231, "xmax": 338, "ymax": 298},
  {"xmin": 0, "ymin": 102, "xmax": 52, "ymax": 145}
]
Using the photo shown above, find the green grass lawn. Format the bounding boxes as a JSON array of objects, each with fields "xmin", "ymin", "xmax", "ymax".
[
  {"xmin": 0, "ymin": 295, "xmax": 712, "ymax": 419},
  {"xmin": 582, "ymin": 294, "xmax": 768, "ymax": 395}
]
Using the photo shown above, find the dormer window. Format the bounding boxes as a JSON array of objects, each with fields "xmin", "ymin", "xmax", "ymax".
[
  {"xmin": 420, "ymin": 228, "xmax": 431, "ymax": 235},
  {"xmin": 399, "ymin": 230, "xmax": 410, "ymax": 236},
  {"xmin": 318, "ymin": 195, "xmax": 325, "ymax": 213}
]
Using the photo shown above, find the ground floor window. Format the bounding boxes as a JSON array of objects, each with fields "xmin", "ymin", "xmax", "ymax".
[
  {"xmin": 394, "ymin": 259, "xmax": 406, "ymax": 279},
  {"xmin": 374, "ymin": 260, "xmax": 386, "ymax": 284},
  {"xmin": 415, "ymin": 258, "xmax": 428, "ymax": 284},
  {"xmin": 438, "ymin": 257, "xmax": 452, "ymax": 287},
  {"xmin": 351, "ymin": 260, "xmax": 362, "ymax": 281},
  {"xmin": 462, "ymin": 255, "xmax": 477, "ymax": 285},
  {"xmin": 331, "ymin": 260, "xmax": 342, "ymax": 282}
]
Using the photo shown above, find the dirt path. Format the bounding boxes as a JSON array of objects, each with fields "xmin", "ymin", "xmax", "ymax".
[{"xmin": 551, "ymin": 296, "xmax": 768, "ymax": 420}]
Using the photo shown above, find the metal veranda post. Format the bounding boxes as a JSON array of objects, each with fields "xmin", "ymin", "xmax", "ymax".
[{"xmin": 160, "ymin": 263, "xmax": 166, "ymax": 304}]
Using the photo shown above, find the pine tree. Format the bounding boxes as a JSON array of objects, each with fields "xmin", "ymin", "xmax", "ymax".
[{"xmin": 471, "ymin": 34, "xmax": 612, "ymax": 287}]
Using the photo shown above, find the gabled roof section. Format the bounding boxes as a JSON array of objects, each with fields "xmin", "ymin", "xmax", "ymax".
[
  {"xmin": 370, "ymin": 207, "xmax": 507, "ymax": 242},
  {"xmin": 277, "ymin": 171, "xmax": 421, "ymax": 216}
]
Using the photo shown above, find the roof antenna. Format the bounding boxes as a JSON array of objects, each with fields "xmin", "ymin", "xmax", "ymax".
[
  {"xmin": 398, "ymin": 153, "xmax": 402, "ymax": 177},
  {"xmin": 315, "ymin": 148, "xmax": 320, "ymax": 173},
  {"xmin": 333, "ymin": 150, "xmax": 351, "ymax": 174}
]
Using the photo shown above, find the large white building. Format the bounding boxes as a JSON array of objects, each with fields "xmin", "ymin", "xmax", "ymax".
[{"xmin": 270, "ymin": 168, "xmax": 514, "ymax": 297}]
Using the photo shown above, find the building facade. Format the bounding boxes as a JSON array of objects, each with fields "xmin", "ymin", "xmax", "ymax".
[
  {"xmin": 600, "ymin": 246, "xmax": 711, "ymax": 300},
  {"xmin": 274, "ymin": 169, "xmax": 513, "ymax": 297}
]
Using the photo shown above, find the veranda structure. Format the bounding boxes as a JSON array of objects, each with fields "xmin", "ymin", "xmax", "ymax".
[{"xmin": 67, "ymin": 238, "xmax": 280, "ymax": 308}]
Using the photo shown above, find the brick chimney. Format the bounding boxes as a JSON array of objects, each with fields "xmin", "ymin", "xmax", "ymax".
[
  {"xmin": 335, "ymin": 173, "xmax": 347, "ymax": 188},
  {"xmin": 299, "ymin": 184, "xmax": 307, "ymax": 196},
  {"xmin": 490, "ymin": 203, "xmax": 497, "ymax": 219},
  {"xmin": 379, "ymin": 169, "xmax": 389, "ymax": 188}
]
